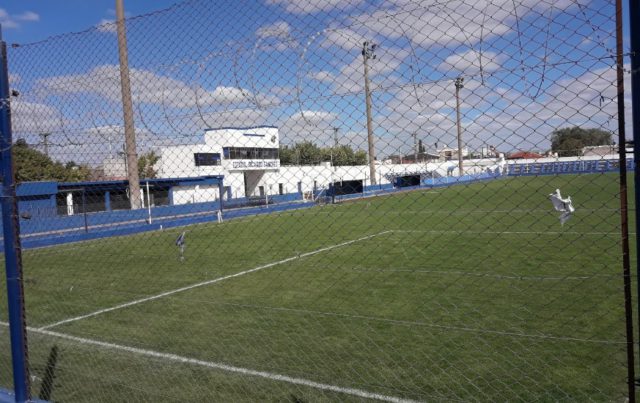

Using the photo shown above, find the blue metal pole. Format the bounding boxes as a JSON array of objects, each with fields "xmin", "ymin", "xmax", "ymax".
[
  {"xmin": 629, "ymin": 0, "xmax": 640, "ymax": 374},
  {"xmin": 0, "ymin": 29, "xmax": 31, "ymax": 402},
  {"xmin": 217, "ymin": 178, "xmax": 224, "ymax": 214}
]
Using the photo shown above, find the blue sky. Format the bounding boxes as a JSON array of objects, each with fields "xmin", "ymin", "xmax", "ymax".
[
  {"xmin": 1, "ymin": 1, "xmax": 180, "ymax": 44},
  {"xmin": 1, "ymin": 0, "xmax": 632, "ymax": 164}
]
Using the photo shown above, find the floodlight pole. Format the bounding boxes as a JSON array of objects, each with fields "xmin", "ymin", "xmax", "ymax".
[
  {"xmin": 0, "ymin": 27, "xmax": 31, "ymax": 403},
  {"xmin": 455, "ymin": 77, "xmax": 464, "ymax": 176},
  {"xmin": 116, "ymin": 0, "xmax": 142, "ymax": 210},
  {"xmin": 412, "ymin": 132, "xmax": 418, "ymax": 162},
  {"xmin": 362, "ymin": 41, "xmax": 377, "ymax": 185},
  {"xmin": 332, "ymin": 127, "xmax": 339, "ymax": 170},
  {"xmin": 39, "ymin": 132, "xmax": 50, "ymax": 157}
]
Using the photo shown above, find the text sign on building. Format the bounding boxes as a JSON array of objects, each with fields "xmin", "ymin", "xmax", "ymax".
[{"xmin": 226, "ymin": 160, "xmax": 280, "ymax": 170}]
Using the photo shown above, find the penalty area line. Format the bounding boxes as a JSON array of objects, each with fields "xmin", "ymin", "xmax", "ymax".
[
  {"xmin": 38, "ymin": 230, "xmax": 391, "ymax": 331},
  {"xmin": 0, "ymin": 322, "xmax": 417, "ymax": 403}
]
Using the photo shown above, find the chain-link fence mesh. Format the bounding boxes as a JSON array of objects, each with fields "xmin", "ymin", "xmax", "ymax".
[{"xmin": 0, "ymin": 0, "xmax": 636, "ymax": 400}]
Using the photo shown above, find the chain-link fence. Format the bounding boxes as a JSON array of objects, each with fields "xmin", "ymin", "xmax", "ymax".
[{"xmin": 0, "ymin": 0, "xmax": 637, "ymax": 400}]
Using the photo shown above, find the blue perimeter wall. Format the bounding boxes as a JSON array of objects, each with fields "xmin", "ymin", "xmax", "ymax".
[{"xmin": 0, "ymin": 158, "xmax": 632, "ymax": 252}]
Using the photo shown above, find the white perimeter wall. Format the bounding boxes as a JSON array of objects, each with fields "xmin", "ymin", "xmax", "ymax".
[
  {"xmin": 172, "ymin": 184, "xmax": 221, "ymax": 205},
  {"xmin": 170, "ymin": 160, "xmax": 504, "ymax": 203}
]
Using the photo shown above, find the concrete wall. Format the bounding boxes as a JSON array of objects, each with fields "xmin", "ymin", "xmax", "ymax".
[
  {"xmin": 172, "ymin": 184, "xmax": 221, "ymax": 205},
  {"xmin": 163, "ymin": 159, "xmax": 508, "ymax": 204}
]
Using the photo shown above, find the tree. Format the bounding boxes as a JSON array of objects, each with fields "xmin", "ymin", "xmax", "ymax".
[
  {"xmin": 550, "ymin": 127, "xmax": 612, "ymax": 157},
  {"xmin": 138, "ymin": 151, "xmax": 160, "ymax": 179},
  {"xmin": 278, "ymin": 145, "xmax": 295, "ymax": 165},
  {"xmin": 322, "ymin": 145, "xmax": 367, "ymax": 166},
  {"xmin": 13, "ymin": 139, "xmax": 91, "ymax": 183},
  {"xmin": 279, "ymin": 142, "xmax": 367, "ymax": 166}
]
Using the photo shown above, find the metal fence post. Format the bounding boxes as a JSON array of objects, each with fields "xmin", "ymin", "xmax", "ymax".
[
  {"xmin": 615, "ymin": 0, "xmax": 635, "ymax": 397},
  {"xmin": 629, "ymin": 0, "xmax": 640, "ymax": 376},
  {"xmin": 217, "ymin": 180, "xmax": 224, "ymax": 212},
  {"xmin": 82, "ymin": 188, "xmax": 88, "ymax": 233},
  {"xmin": 0, "ymin": 28, "xmax": 31, "ymax": 402}
]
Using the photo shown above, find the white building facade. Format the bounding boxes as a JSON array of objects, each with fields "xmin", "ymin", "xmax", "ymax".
[{"xmin": 155, "ymin": 126, "xmax": 505, "ymax": 205}]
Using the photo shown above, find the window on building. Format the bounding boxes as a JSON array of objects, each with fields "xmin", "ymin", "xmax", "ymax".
[
  {"xmin": 278, "ymin": 183, "xmax": 284, "ymax": 195},
  {"xmin": 194, "ymin": 153, "xmax": 221, "ymax": 166},
  {"xmin": 110, "ymin": 190, "xmax": 130, "ymax": 211},
  {"xmin": 222, "ymin": 147, "xmax": 278, "ymax": 160},
  {"xmin": 150, "ymin": 187, "xmax": 170, "ymax": 206},
  {"xmin": 56, "ymin": 190, "xmax": 106, "ymax": 215}
]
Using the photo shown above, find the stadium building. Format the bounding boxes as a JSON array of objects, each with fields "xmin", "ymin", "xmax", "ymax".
[
  {"xmin": 156, "ymin": 126, "xmax": 470, "ymax": 204},
  {"xmin": 157, "ymin": 126, "xmax": 280, "ymax": 202}
]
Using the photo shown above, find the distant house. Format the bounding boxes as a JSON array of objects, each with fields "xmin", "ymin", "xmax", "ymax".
[
  {"xmin": 385, "ymin": 152, "xmax": 439, "ymax": 164},
  {"xmin": 438, "ymin": 147, "xmax": 469, "ymax": 161},
  {"xmin": 507, "ymin": 151, "xmax": 544, "ymax": 160},
  {"xmin": 581, "ymin": 145, "xmax": 616, "ymax": 157}
]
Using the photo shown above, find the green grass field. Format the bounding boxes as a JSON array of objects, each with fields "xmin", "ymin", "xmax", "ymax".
[{"xmin": 0, "ymin": 173, "xmax": 633, "ymax": 402}]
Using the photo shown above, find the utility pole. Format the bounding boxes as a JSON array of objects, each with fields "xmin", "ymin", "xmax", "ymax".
[
  {"xmin": 362, "ymin": 41, "xmax": 377, "ymax": 185},
  {"xmin": 455, "ymin": 76, "xmax": 464, "ymax": 176},
  {"xmin": 412, "ymin": 132, "xmax": 418, "ymax": 162},
  {"xmin": 332, "ymin": 127, "xmax": 339, "ymax": 170},
  {"xmin": 39, "ymin": 132, "xmax": 50, "ymax": 157},
  {"xmin": 116, "ymin": 0, "xmax": 141, "ymax": 209}
]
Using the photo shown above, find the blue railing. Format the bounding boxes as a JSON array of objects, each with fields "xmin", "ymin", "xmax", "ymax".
[
  {"xmin": 507, "ymin": 158, "xmax": 634, "ymax": 176},
  {"xmin": 3, "ymin": 158, "xmax": 632, "ymax": 251}
]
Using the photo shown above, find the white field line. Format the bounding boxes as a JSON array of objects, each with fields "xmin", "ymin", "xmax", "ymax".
[
  {"xmin": 209, "ymin": 303, "xmax": 625, "ymax": 345},
  {"xmin": 393, "ymin": 229, "xmax": 629, "ymax": 236},
  {"xmin": 336, "ymin": 189, "xmax": 441, "ymax": 203},
  {"xmin": 346, "ymin": 267, "xmax": 605, "ymax": 281},
  {"xmin": 0, "ymin": 323, "xmax": 418, "ymax": 403},
  {"xmin": 38, "ymin": 231, "xmax": 391, "ymax": 331}
]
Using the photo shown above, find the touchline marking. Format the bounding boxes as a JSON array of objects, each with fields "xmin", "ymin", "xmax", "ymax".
[
  {"xmin": 38, "ymin": 231, "xmax": 391, "ymax": 331},
  {"xmin": 209, "ymin": 303, "xmax": 625, "ymax": 345},
  {"xmin": 393, "ymin": 229, "xmax": 629, "ymax": 236},
  {"xmin": 0, "ymin": 323, "xmax": 417, "ymax": 403}
]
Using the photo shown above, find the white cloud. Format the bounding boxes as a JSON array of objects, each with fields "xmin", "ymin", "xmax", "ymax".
[
  {"xmin": 321, "ymin": 28, "xmax": 369, "ymax": 51},
  {"xmin": 83, "ymin": 124, "xmax": 158, "ymax": 148},
  {"xmin": 96, "ymin": 19, "xmax": 117, "ymax": 34},
  {"xmin": 309, "ymin": 71, "xmax": 335, "ymax": 83},
  {"xmin": 373, "ymin": 59, "xmax": 632, "ymax": 155},
  {"xmin": 255, "ymin": 21, "xmax": 297, "ymax": 52},
  {"xmin": 0, "ymin": 9, "xmax": 19, "ymax": 29},
  {"xmin": 194, "ymin": 108, "xmax": 271, "ymax": 130},
  {"xmin": 289, "ymin": 110, "xmax": 336, "ymax": 123},
  {"xmin": 14, "ymin": 11, "xmax": 39, "ymax": 22},
  {"xmin": 279, "ymin": 110, "xmax": 339, "ymax": 144},
  {"xmin": 328, "ymin": 47, "xmax": 410, "ymax": 95},
  {"xmin": 41, "ymin": 124, "xmax": 164, "ymax": 165},
  {"xmin": 11, "ymin": 100, "xmax": 66, "ymax": 134},
  {"xmin": 450, "ymin": 65, "xmax": 631, "ymax": 151},
  {"xmin": 0, "ymin": 9, "xmax": 39, "ymax": 29},
  {"xmin": 256, "ymin": 21, "xmax": 291, "ymax": 39},
  {"xmin": 438, "ymin": 50, "xmax": 503, "ymax": 75},
  {"xmin": 35, "ymin": 65, "xmax": 273, "ymax": 109},
  {"xmin": 347, "ymin": 0, "xmax": 577, "ymax": 50},
  {"xmin": 265, "ymin": 0, "xmax": 365, "ymax": 14}
]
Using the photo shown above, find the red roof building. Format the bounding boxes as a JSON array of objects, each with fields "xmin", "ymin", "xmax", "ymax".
[{"xmin": 507, "ymin": 151, "xmax": 544, "ymax": 160}]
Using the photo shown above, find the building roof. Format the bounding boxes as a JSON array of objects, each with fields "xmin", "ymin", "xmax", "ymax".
[
  {"xmin": 205, "ymin": 125, "xmax": 278, "ymax": 131},
  {"xmin": 507, "ymin": 151, "xmax": 544, "ymax": 159}
]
